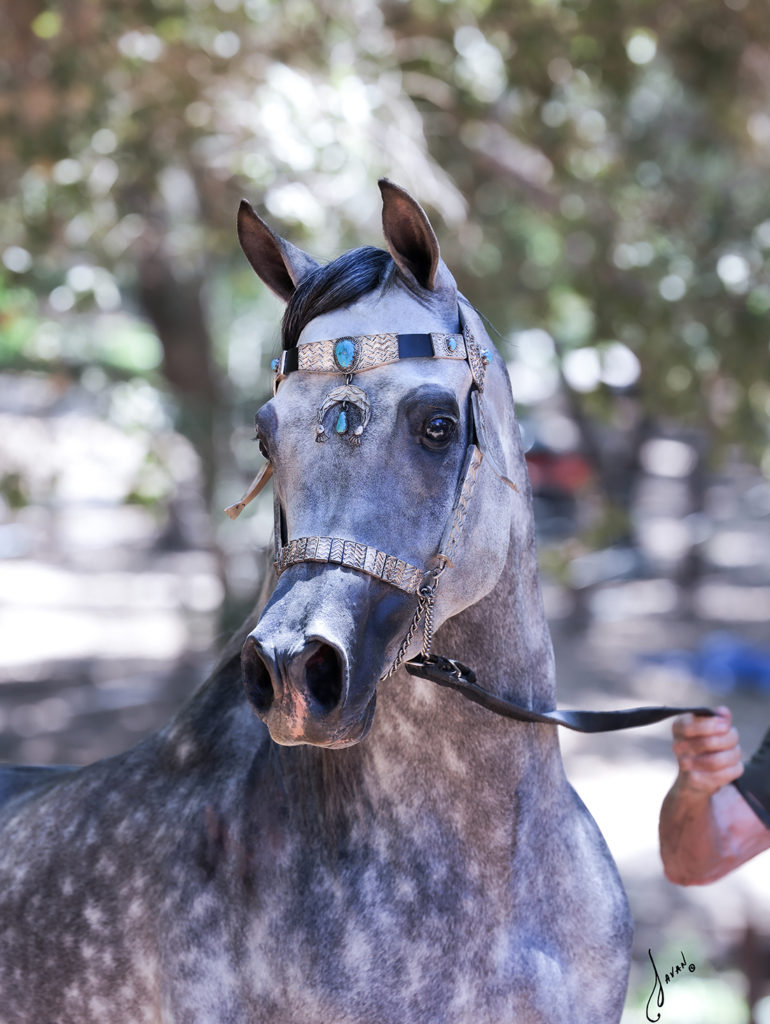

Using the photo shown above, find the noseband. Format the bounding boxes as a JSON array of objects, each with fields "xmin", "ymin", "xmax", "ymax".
[{"xmin": 227, "ymin": 306, "xmax": 716, "ymax": 732}]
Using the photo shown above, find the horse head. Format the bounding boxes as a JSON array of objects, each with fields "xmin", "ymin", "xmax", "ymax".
[{"xmin": 237, "ymin": 180, "xmax": 528, "ymax": 747}]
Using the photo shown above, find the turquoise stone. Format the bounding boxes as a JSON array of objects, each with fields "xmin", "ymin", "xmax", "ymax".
[
  {"xmin": 448, "ymin": 337, "xmax": 457, "ymax": 352},
  {"xmin": 334, "ymin": 338, "xmax": 356, "ymax": 371},
  {"xmin": 482, "ymin": 349, "xmax": 492, "ymax": 365},
  {"xmin": 335, "ymin": 409, "xmax": 348, "ymax": 434},
  {"xmin": 270, "ymin": 357, "xmax": 279, "ymax": 372}
]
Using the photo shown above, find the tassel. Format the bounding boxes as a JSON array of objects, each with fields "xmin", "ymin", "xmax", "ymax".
[{"xmin": 224, "ymin": 461, "xmax": 274, "ymax": 520}]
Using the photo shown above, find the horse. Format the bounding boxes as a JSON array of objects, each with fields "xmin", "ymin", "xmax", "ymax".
[{"xmin": 0, "ymin": 180, "xmax": 631, "ymax": 1023}]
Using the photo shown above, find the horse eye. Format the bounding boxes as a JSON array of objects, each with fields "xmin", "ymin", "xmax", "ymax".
[{"xmin": 422, "ymin": 414, "xmax": 456, "ymax": 449}]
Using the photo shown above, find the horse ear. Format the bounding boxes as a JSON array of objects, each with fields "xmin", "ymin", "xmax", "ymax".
[
  {"xmin": 237, "ymin": 200, "xmax": 320, "ymax": 302},
  {"xmin": 378, "ymin": 179, "xmax": 440, "ymax": 291}
]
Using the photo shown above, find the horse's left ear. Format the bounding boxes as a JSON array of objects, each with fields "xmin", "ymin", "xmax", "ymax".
[
  {"xmin": 237, "ymin": 199, "xmax": 320, "ymax": 302},
  {"xmin": 378, "ymin": 179, "xmax": 442, "ymax": 291}
]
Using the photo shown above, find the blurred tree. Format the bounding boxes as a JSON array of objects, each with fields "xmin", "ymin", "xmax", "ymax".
[
  {"xmin": 1, "ymin": 0, "xmax": 769, "ymax": 556},
  {"xmin": 380, "ymin": 0, "xmax": 770, "ymax": 533},
  {"xmin": 0, "ymin": 0, "xmax": 459, "ymax": 501}
]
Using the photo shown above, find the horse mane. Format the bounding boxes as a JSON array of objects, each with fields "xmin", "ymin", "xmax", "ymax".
[{"xmin": 281, "ymin": 246, "xmax": 393, "ymax": 350}]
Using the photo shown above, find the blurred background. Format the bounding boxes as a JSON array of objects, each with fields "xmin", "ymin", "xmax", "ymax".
[{"xmin": 1, "ymin": 0, "xmax": 769, "ymax": 1019}]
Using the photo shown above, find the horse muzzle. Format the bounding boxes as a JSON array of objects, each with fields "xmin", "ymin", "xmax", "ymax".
[{"xmin": 241, "ymin": 631, "xmax": 377, "ymax": 747}]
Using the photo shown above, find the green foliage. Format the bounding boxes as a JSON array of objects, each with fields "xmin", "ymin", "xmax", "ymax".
[
  {"xmin": 1, "ymin": 0, "xmax": 769, "ymax": 484},
  {"xmin": 0, "ymin": 276, "xmax": 39, "ymax": 361}
]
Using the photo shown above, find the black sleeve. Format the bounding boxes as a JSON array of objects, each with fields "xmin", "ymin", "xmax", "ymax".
[{"xmin": 733, "ymin": 726, "xmax": 770, "ymax": 829}]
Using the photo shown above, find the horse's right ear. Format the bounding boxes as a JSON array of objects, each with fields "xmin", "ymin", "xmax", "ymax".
[
  {"xmin": 378, "ymin": 179, "xmax": 441, "ymax": 292},
  {"xmin": 237, "ymin": 200, "xmax": 320, "ymax": 302}
]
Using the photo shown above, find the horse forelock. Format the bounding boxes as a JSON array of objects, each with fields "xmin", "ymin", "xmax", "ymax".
[{"xmin": 281, "ymin": 246, "xmax": 394, "ymax": 350}]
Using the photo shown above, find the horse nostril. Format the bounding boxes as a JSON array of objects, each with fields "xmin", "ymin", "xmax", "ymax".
[
  {"xmin": 304, "ymin": 643, "xmax": 343, "ymax": 713},
  {"xmin": 242, "ymin": 636, "xmax": 345, "ymax": 720},
  {"xmin": 241, "ymin": 637, "xmax": 274, "ymax": 714}
]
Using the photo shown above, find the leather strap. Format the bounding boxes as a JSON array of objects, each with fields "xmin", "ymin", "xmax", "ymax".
[
  {"xmin": 733, "ymin": 727, "xmax": 770, "ymax": 828},
  {"xmin": 396, "ymin": 334, "xmax": 435, "ymax": 358},
  {"xmin": 281, "ymin": 347, "xmax": 299, "ymax": 373},
  {"xmin": 405, "ymin": 656, "xmax": 716, "ymax": 733}
]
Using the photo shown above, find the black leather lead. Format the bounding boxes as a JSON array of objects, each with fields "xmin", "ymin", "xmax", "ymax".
[
  {"xmin": 733, "ymin": 727, "xmax": 770, "ymax": 828},
  {"xmin": 406, "ymin": 656, "xmax": 715, "ymax": 733}
]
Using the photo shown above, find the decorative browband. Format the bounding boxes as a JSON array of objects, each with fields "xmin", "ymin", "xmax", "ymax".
[
  {"xmin": 271, "ymin": 331, "xmax": 467, "ymax": 382},
  {"xmin": 274, "ymin": 536, "xmax": 423, "ymax": 594},
  {"xmin": 225, "ymin": 309, "xmax": 494, "ymax": 520}
]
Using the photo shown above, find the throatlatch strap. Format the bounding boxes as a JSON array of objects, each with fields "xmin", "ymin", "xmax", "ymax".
[{"xmin": 405, "ymin": 656, "xmax": 716, "ymax": 733}]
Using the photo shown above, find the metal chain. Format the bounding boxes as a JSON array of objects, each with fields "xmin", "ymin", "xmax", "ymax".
[
  {"xmin": 382, "ymin": 598, "xmax": 427, "ymax": 679},
  {"xmin": 420, "ymin": 574, "xmax": 439, "ymax": 660},
  {"xmin": 382, "ymin": 562, "xmax": 446, "ymax": 679}
]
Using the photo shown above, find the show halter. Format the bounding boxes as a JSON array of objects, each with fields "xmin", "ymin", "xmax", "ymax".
[{"xmin": 226, "ymin": 306, "xmax": 714, "ymax": 731}]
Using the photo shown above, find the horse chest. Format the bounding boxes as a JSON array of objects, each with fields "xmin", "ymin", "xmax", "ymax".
[
  {"xmin": 162, "ymin": 870, "xmax": 550, "ymax": 1024},
  {"xmin": 3, "ymin": 181, "xmax": 635, "ymax": 1022},
  {"xmin": 152, "ymin": 802, "xmax": 533, "ymax": 1024}
]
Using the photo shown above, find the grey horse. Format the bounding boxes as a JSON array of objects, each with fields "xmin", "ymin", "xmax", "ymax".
[{"xmin": 0, "ymin": 181, "xmax": 631, "ymax": 1023}]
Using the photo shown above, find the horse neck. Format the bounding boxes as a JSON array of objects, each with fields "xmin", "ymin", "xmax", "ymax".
[{"xmin": 434, "ymin": 514, "xmax": 557, "ymax": 712}]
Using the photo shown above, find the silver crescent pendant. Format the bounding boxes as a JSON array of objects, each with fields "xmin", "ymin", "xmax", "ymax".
[{"xmin": 315, "ymin": 384, "xmax": 371, "ymax": 445}]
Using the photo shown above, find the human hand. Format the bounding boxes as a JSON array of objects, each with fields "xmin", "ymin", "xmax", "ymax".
[{"xmin": 671, "ymin": 706, "xmax": 744, "ymax": 797}]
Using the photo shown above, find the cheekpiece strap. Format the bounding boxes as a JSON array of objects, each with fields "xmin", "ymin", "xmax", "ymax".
[
  {"xmin": 437, "ymin": 445, "xmax": 484, "ymax": 565},
  {"xmin": 275, "ymin": 536, "xmax": 424, "ymax": 594}
]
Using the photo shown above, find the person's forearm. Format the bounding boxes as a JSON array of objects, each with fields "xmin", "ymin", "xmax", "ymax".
[
  {"xmin": 660, "ymin": 779, "xmax": 770, "ymax": 884},
  {"xmin": 659, "ymin": 778, "xmax": 727, "ymax": 884}
]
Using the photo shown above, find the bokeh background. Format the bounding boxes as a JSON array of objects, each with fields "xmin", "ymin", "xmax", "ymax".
[{"xmin": 1, "ymin": 1, "xmax": 769, "ymax": 1019}]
